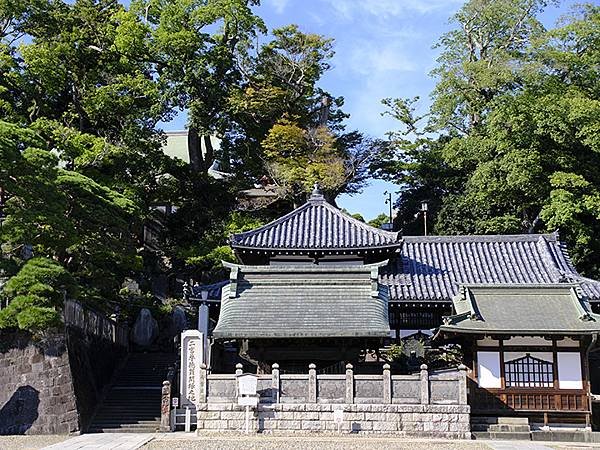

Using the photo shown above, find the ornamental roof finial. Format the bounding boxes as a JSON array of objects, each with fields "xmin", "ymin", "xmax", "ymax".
[{"xmin": 309, "ymin": 182, "xmax": 325, "ymax": 202}]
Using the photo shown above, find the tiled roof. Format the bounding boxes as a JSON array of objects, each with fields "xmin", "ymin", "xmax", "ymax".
[
  {"xmin": 190, "ymin": 280, "xmax": 229, "ymax": 300},
  {"xmin": 212, "ymin": 264, "xmax": 390, "ymax": 339},
  {"xmin": 209, "ymin": 233, "xmax": 600, "ymax": 303},
  {"xmin": 230, "ymin": 190, "xmax": 400, "ymax": 251},
  {"xmin": 439, "ymin": 284, "xmax": 600, "ymax": 335},
  {"xmin": 380, "ymin": 233, "xmax": 600, "ymax": 302}
]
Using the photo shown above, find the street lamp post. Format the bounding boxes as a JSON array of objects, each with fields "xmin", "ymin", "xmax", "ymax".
[
  {"xmin": 384, "ymin": 191, "xmax": 393, "ymax": 231},
  {"xmin": 420, "ymin": 201, "xmax": 429, "ymax": 236}
]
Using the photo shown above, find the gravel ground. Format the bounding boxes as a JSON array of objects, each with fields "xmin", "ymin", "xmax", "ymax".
[
  {"xmin": 145, "ymin": 434, "xmax": 493, "ymax": 450},
  {"xmin": 0, "ymin": 435, "xmax": 69, "ymax": 450}
]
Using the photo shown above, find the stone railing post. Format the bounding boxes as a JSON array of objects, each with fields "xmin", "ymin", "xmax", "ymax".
[
  {"xmin": 235, "ymin": 363, "xmax": 243, "ymax": 397},
  {"xmin": 458, "ymin": 364, "xmax": 468, "ymax": 405},
  {"xmin": 420, "ymin": 364, "xmax": 429, "ymax": 405},
  {"xmin": 308, "ymin": 363, "xmax": 317, "ymax": 403},
  {"xmin": 199, "ymin": 363, "xmax": 207, "ymax": 403},
  {"xmin": 160, "ymin": 380, "xmax": 171, "ymax": 431},
  {"xmin": 345, "ymin": 363, "xmax": 354, "ymax": 404},
  {"xmin": 382, "ymin": 363, "xmax": 392, "ymax": 404},
  {"xmin": 271, "ymin": 363, "xmax": 280, "ymax": 403}
]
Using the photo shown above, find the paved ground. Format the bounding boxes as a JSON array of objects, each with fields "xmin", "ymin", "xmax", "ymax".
[
  {"xmin": 0, "ymin": 436, "xmax": 68, "ymax": 450},
  {"xmin": 1, "ymin": 433, "xmax": 599, "ymax": 450},
  {"xmin": 40, "ymin": 433, "xmax": 154, "ymax": 450}
]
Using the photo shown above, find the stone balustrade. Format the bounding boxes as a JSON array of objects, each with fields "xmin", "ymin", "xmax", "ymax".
[{"xmin": 177, "ymin": 363, "xmax": 470, "ymax": 437}]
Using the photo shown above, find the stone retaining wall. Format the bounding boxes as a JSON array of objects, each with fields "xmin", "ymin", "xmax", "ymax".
[
  {"xmin": 0, "ymin": 333, "xmax": 79, "ymax": 435},
  {"xmin": 195, "ymin": 403, "xmax": 471, "ymax": 438},
  {"xmin": 0, "ymin": 302, "xmax": 128, "ymax": 434}
]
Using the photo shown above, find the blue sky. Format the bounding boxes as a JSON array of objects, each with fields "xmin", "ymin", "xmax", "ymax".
[{"xmin": 164, "ymin": 0, "xmax": 580, "ymax": 221}]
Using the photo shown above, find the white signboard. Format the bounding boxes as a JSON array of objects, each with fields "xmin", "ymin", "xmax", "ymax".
[
  {"xmin": 171, "ymin": 397, "xmax": 179, "ymax": 408},
  {"xmin": 180, "ymin": 330, "xmax": 204, "ymax": 407},
  {"xmin": 237, "ymin": 374, "xmax": 258, "ymax": 396}
]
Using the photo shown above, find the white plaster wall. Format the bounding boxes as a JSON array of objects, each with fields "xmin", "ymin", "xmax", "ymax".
[
  {"xmin": 556, "ymin": 338, "xmax": 580, "ymax": 348},
  {"xmin": 504, "ymin": 336, "xmax": 552, "ymax": 346},
  {"xmin": 504, "ymin": 351, "xmax": 553, "ymax": 363},
  {"xmin": 477, "ymin": 337, "xmax": 498, "ymax": 346},
  {"xmin": 557, "ymin": 352, "xmax": 583, "ymax": 389},
  {"xmin": 477, "ymin": 351, "xmax": 501, "ymax": 388}
]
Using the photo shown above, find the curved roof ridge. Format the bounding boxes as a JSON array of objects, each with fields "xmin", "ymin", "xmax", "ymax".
[
  {"xmin": 230, "ymin": 195, "xmax": 401, "ymax": 250},
  {"xmin": 318, "ymin": 200, "xmax": 399, "ymax": 240},
  {"xmin": 403, "ymin": 233, "xmax": 559, "ymax": 243}
]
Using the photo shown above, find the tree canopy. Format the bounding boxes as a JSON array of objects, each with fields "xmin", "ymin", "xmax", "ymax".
[
  {"xmin": 0, "ymin": 0, "xmax": 372, "ymax": 332},
  {"xmin": 374, "ymin": 1, "xmax": 600, "ymax": 277}
]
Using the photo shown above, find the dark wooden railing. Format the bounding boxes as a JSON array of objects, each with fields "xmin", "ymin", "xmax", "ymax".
[{"xmin": 469, "ymin": 379, "xmax": 589, "ymax": 413}]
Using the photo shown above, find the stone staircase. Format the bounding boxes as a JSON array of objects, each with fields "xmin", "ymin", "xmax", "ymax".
[
  {"xmin": 88, "ymin": 352, "xmax": 176, "ymax": 433},
  {"xmin": 471, "ymin": 416, "xmax": 532, "ymax": 440}
]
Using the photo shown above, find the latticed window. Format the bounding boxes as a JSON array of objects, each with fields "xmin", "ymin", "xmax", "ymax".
[{"xmin": 504, "ymin": 354, "xmax": 553, "ymax": 388}]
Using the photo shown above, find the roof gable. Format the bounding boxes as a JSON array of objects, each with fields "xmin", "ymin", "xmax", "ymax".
[{"xmin": 230, "ymin": 189, "xmax": 400, "ymax": 251}]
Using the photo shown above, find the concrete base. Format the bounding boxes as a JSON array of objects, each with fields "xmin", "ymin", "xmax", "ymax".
[{"xmin": 531, "ymin": 431, "xmax": 600, "ymax": 443}]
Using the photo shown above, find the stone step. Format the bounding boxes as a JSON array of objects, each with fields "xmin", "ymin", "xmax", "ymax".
[
  {"xmin": 88, "ymin": 427, "xmax": 159, "ymax": 433},
  {"xmin": 471, "ymin": 416, "xmax": 529, "ymax": 425},
  {"xmin": 489, "ymin": 424, "xmax": 531, "ymax": 433},
  {"xmin": 95, "ymin": 408, "xmax": 160, "ymax": 419},
  {"xmin": 497, "ymin": 417, "xmax": 529, "ymax": 425},
  {"xmin": 88, "ymin": 352, "xmax": 176, "ymax": 433},
  {"xmin": 472, "ymin": 431, "xmax": 532, "ymax": 440},
  {"xmin": 91, "ymin": 420, "xmax": 160, "ymax": 426}
]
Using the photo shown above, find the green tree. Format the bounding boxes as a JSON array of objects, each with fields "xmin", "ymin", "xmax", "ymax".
[
  {"xmin": 0, "ymin": 121, "xmax": 141, "ymax": 299},
  {"xmin": 0, "ymin": 258, "xmax": 77, "ymax": 334},
  {"xmin": 227, "ymin": 25, "xmax": 376, "ymax": 204},
  {"xmin": 376, "ymin": 2, "xmax": 600, "ymax": 276},
  {"xmin": 368, "ymin": 213, "xmax": 390, "ymax": 229}
]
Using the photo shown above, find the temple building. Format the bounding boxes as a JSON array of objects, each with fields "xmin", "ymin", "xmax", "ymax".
[{"xmin": 192, "ymin": 186, "xmax": 600, "ymax": 427}]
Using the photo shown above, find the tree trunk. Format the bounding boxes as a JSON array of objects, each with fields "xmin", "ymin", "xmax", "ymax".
[
  {"xmin": 188, "ymin": 127, "xmax": 205, "ymax": 171},
  {"xmin": 202, "ymin": 135, "xmax": 214, "ymax": 171}
]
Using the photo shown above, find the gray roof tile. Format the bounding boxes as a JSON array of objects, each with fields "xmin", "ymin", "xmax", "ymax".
[
  {"xmin": 231, "ymin": 191, "xmax": 400, "ymax": 250},
  {"xmin": 439, "ymin": 284, "xmax": 600, "ymax": 334},
  {"xmin": 212, "ymin": 264, "xmax": 390, "ymax": 339},
  {"xmin": 203, "ymin": 233, "xmax": 600, "ymax": 303},
  {"xmin": 380, "ymin": 233, "xmax": 600, "ymax": 302}
]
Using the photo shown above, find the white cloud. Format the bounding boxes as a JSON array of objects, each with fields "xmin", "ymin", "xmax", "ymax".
[
  {"xmin": 343, "ymin": 40, "xmax": 417, "ymax": 76},
  {"xmin": 321, "ymin": 0, "xmax": 462, "ymax": 21},
  {"xmin": 268, "ymin": 0, "xmax": 290, "ymax": 14}
]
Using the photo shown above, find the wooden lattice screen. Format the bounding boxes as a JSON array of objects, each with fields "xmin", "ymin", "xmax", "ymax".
[{"xmin": 504, "ymin": 354, "xmax": 553, "ymax": 388}]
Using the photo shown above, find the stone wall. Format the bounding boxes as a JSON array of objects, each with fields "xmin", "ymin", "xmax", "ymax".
[
  {"xmin": 0, "ymin": 301, "xmax": 129, "ymax": 435},
  {"xmin": 0, "ymin": 333, "xmax": 79, "ymax": 435},
  {"xmin": 195, "ymin": 403, "xmax": 471, "ymax": 438}
]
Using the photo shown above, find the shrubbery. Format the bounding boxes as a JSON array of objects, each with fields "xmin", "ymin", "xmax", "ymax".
[{"xmin": 0, "ymin": 258, "xmax": 77, "ymax": 334}]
